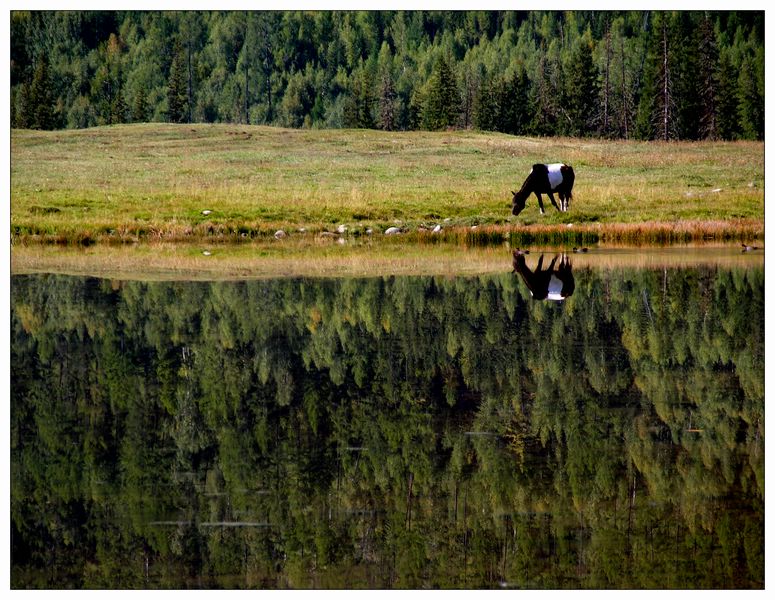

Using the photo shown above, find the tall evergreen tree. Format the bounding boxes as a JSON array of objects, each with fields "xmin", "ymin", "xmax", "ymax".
[
  {"xmin": 376, "ymin": 42, "xmax": 396, "ymax": 130},
  {"xmin": 636, "ymin": 12, "xmax": 679, "ymax": 140},
  {"xmin": 697, "ymin": 14, "xmax": 719, "ymax": 140},
  {"xmin": 27, "ymin": 54, "xmax": 56, "ymax": 130},
  {"xmin": 737, "ymin": 52, "xmax": 764, "ymax": 140},
  {"xmin": 474, "ymin": 73, "xmax": 500, "ymax": 132},
  {"xmin": 715, "ymin": 50, "xmax": 740, "ymax": 140},
  {"xmin": 167, "ymin": 40, "xmax": 188, "ymax": 123},
  {"xmin": 674, "ymin": 12, "xmax": 701, "ymax": 140},
  {"xmin": 529, "ymin": 50, "xmax": 560, "ymax": 136},
  {"xmin": 378, "ymin": 71, "xmax": 397, "ymax": 131},
  {"xmin": 132, "ymin": 87, "xmax": 149, "ymax": 123},
  {"xmin": 562, "ymin": 35, "xmax": 599, "ymax": 136},
  {"xmin": 421, "ymin": 54, "xmax": 460, "ymax": 130},
  {"xmin": 109, "ymin": 87, "xmax": 128, "ymax": 124},
  {"xmin": 498, "ymin": 67, "xmax": 531, "ymax": 135}
]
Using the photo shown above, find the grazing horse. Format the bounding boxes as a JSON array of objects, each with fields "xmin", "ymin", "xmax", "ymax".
[
  {"xmin": 512, "ymin": 251, "xmax": 575, "ymax": 301},
  {"xmin": 511, "ymin": 163, "xmax": 575, "ymax": 216}
]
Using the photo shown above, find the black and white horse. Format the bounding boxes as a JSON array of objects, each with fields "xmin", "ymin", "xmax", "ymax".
[
  {"xmin": 511, "ymin": 163, "xmax": 575, "ymax": 216},
  {"xmin": 512, "ymin": 251, "xmax": 575, "ymax": 301}
]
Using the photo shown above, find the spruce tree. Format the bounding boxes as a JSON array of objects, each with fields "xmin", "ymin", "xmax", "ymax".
[
  {"xmin": 132, "ymin": 87, "xmax": 149, "ymax": 123},
  {"xmin": 378, "ymin": 72, "xmax": 397, "ymax": 131},
  {"xmin": 738, "ymin": 53, "xmax": 764, "ymax": 140},
  {"xmin": 715, "ymin": 51, "xmax": 740, "ymax": 140},
  {"xmin": 14, "ymin": 80, "xmax": 32, "ymax": 129},
  {"xmin": 167, "ymin": 41, "xmax": 188, "ymax": 123},
  {"xmin": 422, "ymin": 54, "xmax": 459, "ymax": 130},
  {"xmin": 562, "ymin": 37, "xmax": 599, "ymax": 136},
  {"xmin": 109, "ymin": 87, "xmax": 128, "ymax": 124},
  {"xmin": 28, "ymin": 55, "xmax": 56, "ymax": 130},
  {"xmin": 697, "ymin": 15, "xmax": 719, "ymax": 140},
  {"xmin": 474, "ymin": 74, "xmax": 500, "ymax": 132},
  {"xmin": 499, "ymin": 67, "xmax": 531, "ymax": 135},
  {"xmin": 636, "ymin": 12, "xmax": 679, "ymax": 140}
]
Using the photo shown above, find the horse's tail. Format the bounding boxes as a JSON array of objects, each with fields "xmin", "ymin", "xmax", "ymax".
[{"xmin": 563, "ymin": 165, "xmax": 575, "ymax": 199}]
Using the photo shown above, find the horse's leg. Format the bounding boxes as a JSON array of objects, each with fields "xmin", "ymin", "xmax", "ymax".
[
  {"xmin": 547, "ymin": 191, "xmax": 560, "ymax": 212},
  {"xmin": 536, "ymin": 193, "xmax": 545, "ymax": 214}
]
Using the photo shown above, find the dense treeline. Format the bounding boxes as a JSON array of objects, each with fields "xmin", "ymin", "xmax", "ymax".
[
  {"xmin": 11, "ymin": 265, "xmax": 763, "ymax": 588},
  {"xmin": 10, "ymin": 10, "xmax": 764, "ymax": 140}
]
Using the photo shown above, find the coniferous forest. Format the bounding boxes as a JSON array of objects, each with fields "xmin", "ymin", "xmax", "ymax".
[{"xmin": 10, "ymin": 10, "xmax": 764, "ymax": 140}]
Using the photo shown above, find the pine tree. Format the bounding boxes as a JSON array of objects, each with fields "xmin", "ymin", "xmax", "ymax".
[
  {"xmin": 715, "ymin": 51, "xmax": 740, "ymax": 140},
  {"xmin": 738, "ymin": 53, "xmax": 764, "ymax": 140},
  {"xmin": 14, "ymin": 80, "xmax": 32, "ymax": 129},
  {"xmin": 132, "ymin": 87, "xmax": 149, "ymax": 123},
  {"xmin": 498, "ymin": 67, "xmax": 531, "ymax": 135},
  {"xmin": 674, "ymin": 13, "xmax": 701, "ymax": 140},
  {"xmin": 378, "ymin": 71, "xmax": 397, "ymax": 131},
  {"xmin": 636, "ymin": 13, "xmax": 679, "ymax": 141},
  {"xmin": 697, "ymin": 15, "xmax": 719, "ymax": 139},
  {"xmin": 474, "ymin": 74, "xmax": 500, "ymax": 132},
  {"xmin": 562, "ymin": 36, "xmax": 599, "ymax": 136},
  {"xmin": 421, "ymin": 54, "xmax": 460, "ymax": 130},
  {"xmin": 109, "ymin": 87, "xmax": 128, "ymax": 124},
  {"xmin": 28, "ymin": 55, "xmax": 56, "ymax": 130},
  {"xmin": 529, "ymin": 50, "xmax": 560, "ymax": 136},
  {"xmin": 167, "ymin": 40, "xmax": 188, "ymax": 124},
  {"xmin": 600, "ymin": 22, "xmax": 614, "ymax": 137}
]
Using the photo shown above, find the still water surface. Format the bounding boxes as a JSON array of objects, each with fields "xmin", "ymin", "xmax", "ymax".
[{"xmin": 10, "ymin": 250, "xmax": 764, "ymax": 589}]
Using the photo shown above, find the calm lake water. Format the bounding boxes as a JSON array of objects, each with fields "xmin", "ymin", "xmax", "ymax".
[{"xmin": 10, "ymin": 250, "xmax": 764, "ymax": 589}]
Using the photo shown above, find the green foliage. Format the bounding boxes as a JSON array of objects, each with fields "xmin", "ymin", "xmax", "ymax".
[
  {"xmin": 16, "ymin": 54, "xmax": 57, "ymax": 130},
  {"xmin": 167, "ymin": 40, "xmax": 188, "ymax": 124},
  {"xmin": 10, "ymin": 263, "xmax": 764, "ymax": 588},
  {"xmin": 9, "ymin": 11, "xmax": 764, "ymax": 140},
  {"xmin": 421, "ymin": 54, "xmax": 460, "ymax": 131}
]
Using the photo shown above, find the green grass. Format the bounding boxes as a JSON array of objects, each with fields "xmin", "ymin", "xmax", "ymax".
[{"xmin": 10, "ymin": 123, "xmax": 764, "ymax": 245}]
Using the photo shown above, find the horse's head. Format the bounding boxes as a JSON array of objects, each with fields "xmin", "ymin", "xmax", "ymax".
[{"xmin": 511, "ymin": 190, "xmax": 527, "ymax": 216}]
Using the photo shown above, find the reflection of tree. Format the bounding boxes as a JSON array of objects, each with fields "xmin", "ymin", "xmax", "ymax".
[{"xmin": 10, "ymin": 265, "xmax": 764, "ymax": 589}]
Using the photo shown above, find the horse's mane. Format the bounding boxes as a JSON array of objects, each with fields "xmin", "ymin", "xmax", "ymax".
[{"xmin": 514, "ymin": 164, "xmax": 547, "ymax": 202}]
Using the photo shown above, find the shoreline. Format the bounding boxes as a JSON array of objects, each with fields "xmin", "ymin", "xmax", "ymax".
[{"xmin": 11, "ymin": 240, "xmax": 763, "ymax": 282}]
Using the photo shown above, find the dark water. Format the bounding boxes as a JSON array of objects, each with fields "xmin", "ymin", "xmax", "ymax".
[{"xmin": 10, "ymin": 256, "xmax": 764, "ymax": 589}]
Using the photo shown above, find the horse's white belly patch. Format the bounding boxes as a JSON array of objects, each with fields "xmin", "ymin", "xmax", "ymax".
[
  {"xmin": 547, "ymin": 274, "xmax": 565, "ymax": 301},
  {"xmin": 546, "ymin": 163, "xmax": 564, "ymax": 190}
]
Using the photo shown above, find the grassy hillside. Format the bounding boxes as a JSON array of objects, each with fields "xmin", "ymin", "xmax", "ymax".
[{"xmin": 10, "ymin": 123, "xmax": 764, "ymax": 245}]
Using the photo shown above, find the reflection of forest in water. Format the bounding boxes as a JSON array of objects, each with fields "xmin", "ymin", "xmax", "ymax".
[{"xmin": 11, "ymin": 264, "xmax": 763, "ymax": 589}]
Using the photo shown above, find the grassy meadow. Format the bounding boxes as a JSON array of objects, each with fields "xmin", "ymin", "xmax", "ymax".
[{"xmin": 11, "ymin": 123, "xmax": 764, "ymax": 247}]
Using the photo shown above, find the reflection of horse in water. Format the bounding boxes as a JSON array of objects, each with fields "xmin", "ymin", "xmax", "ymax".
[{"xmin": 512, "ymin": 251, "xmax": 575, "ymax": 301}]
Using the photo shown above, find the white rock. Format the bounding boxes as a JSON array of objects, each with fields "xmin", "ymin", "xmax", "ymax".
[
  {"xmin": 201, "ymin": 210, "xmax": 212, "ymax": 215},
  {"xmin": 432, "ymin": 224, "xmax": 442, "ymax": 233},
  {"xmin": 336, "ymin": 224, "xmax": 347, "ymax": 233},
  {"xmin": 274, "ymin": 230, "xmax": 287, "ymax": 239},
  {"xmin": 384, "ymin": 226, "xmax": 401, "ymax": 235}
]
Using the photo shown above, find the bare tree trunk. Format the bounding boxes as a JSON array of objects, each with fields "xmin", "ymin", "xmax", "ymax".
[
  {"xmin": 620, "ymin": 37, "xmax": 629, "ymax": 139},
  {"xmin": 662, "ymin": 22, "xmax": 669, "ymax": 141},
  {"xmin": 187, "ymin": 40, "xmax": 192, "ymax": 124},
  {"xmin": 603, "ymin": 22, "xmax": 612, "ymax": 135}
]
